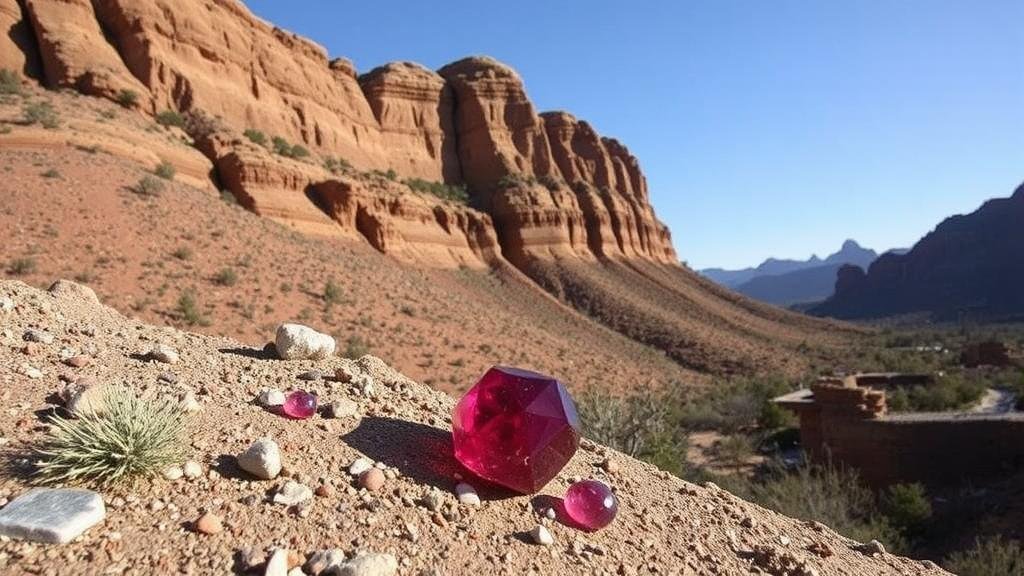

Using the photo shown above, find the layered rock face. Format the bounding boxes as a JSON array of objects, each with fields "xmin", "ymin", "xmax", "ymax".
[
  {"xmin": 0, "ymin": 0, "xmax": 39, "ymax": 77},
  {"xmin": 358, "ymin": 62, "xmax": 459, "ymax": 182}
]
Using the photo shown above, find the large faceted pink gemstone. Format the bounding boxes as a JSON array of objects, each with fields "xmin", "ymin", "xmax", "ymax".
[
  {"xmin": 452, "ymin": 366, "xmax": 580, "ymax": 494},
  {"xmin": 565, "ymin": 480, "xmax": 618, "ymax": 530},
  {"xmin": 282, "ymin": 390, "xmax": 317, "ymax": 419}
]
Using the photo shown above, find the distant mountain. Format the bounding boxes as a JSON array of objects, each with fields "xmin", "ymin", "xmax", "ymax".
[
  {"xmin": 700, "ymin": 238, "xmax": 876, "ymax": 291},
  {"xmin": 811, "ymin": 184, "xmax": 1024, "ymax": 321}
]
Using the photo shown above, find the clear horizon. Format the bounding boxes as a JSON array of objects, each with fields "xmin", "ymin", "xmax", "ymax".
[{"xmin": 246, "ymin": 0, "xmax": 1024, "ymax": 270}]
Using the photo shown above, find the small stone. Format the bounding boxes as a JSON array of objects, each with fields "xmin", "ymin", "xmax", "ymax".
[
  {"xmin": 157, "ymin": 371, "xmax": 178, "ymax": 384},
  {"xmin": 305, "ymin": 548, "xmax": 345, "ymax": 575},
  {"xmin": 61, "ymin": 381, "xmax": 106, "ymax": 415},
  {"xmin": 180, "ymin": 391, "xmax": 201, "ymax": 413},
  {"xmin": 601, "ymin": 458, "xmax": 620, "ymax": 474},
  {"xmin": 266, "ymin": 548, "xmax": 290, "ymax": 576},
  {"xmin": 20, "ymin": 365, "xmax": 43, "ymax": 379},
  {"xmin": 530, "ymin": 524, "xmax": 554, "ymax": 546},
  {"xmin": 315, "ymin": 483, "xmax": 335, "ymax": 498},
  {"xmin": 0, "ymin": 488, "xmax": 106, "ymax": 543},
  {"xmin": 859, "ymin": 540, "xmax": 886, "ymax": 556},
  {"xmin": 259, "ymin": 388, "xmax": 286, "ymax": 408},
  {"xmin": 334, "ymin": 366, "xmax": 356, "ymax": 383},
  {"xmin": 741, "ymin": 516, "xmax": 755, "ymax": 528},
  {"xmin": 147, "ymin": 344, "xmax": 179, "ymax": 364},
  {"xmin": 163, "ymin": 466, "xmax": 184, "ymax": 481},
  {"xmin": 421, "ymin": 489, "xmax": 443, "ymax": 512},
  {"xmin": 358, "ymin": 469, "xmax": 385, "ymax": 492},
  {"xmin": 23, "ymin": 329, "xmax": 54, "ymax": 344},
  {"xmin": 545, "ymin": 508, "xmax": 556, "ymax": 520},
  {"xmin": 238, "ymin": 438, "xmax": 282, "ymax": 480},
  {"xmin": 348, "ymin": 457, "xmax": 373, "ymax": 476},
  {"xmin": 297, "ymin": 369, "xmax": 323, "ymax": 381},
  {"xmin": 0, "ymin": 296, "xmax": 13, "ymax": 312},
  {"xmin": 195, "ymin": 512, "xmax": 222, "ymax": 535},
  {"xmin": 65, "ymin": 355, "xmax": 91, "ymax": 368},
  {"xmin": 455, "ymin": 483, "xmax": 480, "ymax": 506},
  {"xmin": 273, "ymin": 481, "xmax": 313, "ymax": 506},
  {"xmin": 330, "ymin": 553, "xmax": 397, "ymax": 576},
  {"xmin": 325, "ymin": 399, "xmax": 358, "ymax": 419},
  {"xmin": 275, "ymin": 324, "xmax": 336, "ymax": 360},
  {"xmin": 288, "ymin": 568, "xmax": 306, "ymax": 576},
  {"xmin": 183, "ymin": 460, "xmax": 203, "ymax": 479}
]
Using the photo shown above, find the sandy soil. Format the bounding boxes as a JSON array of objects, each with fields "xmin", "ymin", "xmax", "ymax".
[{"xmin": 0, "ymin": 279, "xmax": 947, "ymax": 575}]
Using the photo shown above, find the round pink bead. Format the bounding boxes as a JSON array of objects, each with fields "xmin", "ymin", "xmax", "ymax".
[
  {"xmin": 564, "ymin": 480, "xmax": 618, "ymax": 530},
  {"xmin": 282, "ymin": 390, "xmax": 317, "ymax": 419}
]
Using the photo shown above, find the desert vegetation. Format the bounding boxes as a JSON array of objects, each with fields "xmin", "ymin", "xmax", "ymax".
[{"xmin": 403, "ymin": 177, "xmax": 470, "ymax": 204}]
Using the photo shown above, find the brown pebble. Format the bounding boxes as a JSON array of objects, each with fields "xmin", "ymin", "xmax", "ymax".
[
  {"xmin": 602, "ymin": 458, "xmax": 620, "ymax": 474},
  {"xmin": 314, "ymin": 484, "xmax": 335, "ymax": 498},
  {"xmin": 359, "ymin": 468, "xmax": 385, "ymax": 492},
  {"xmin": 22, "ymin": 343, "xmax": 41, "ymax": 356},
  {"xmin": 287, "ymin": 550, "xmax": 304, "ymax": 569},
  {"xmin": 65, "ymin": 355, "xmax": 91, "ymax": 368},
  {"xmin": 195, "ymin": 512, "xmax": 223, "ymax": 535}
]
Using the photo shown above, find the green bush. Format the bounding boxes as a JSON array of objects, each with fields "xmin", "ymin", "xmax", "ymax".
[
  {"xmin": 116, "ymin": 89, "xmax": 139, "ymax": 108},
  {"xmin": 154, "ymin": 161, "xmax": 176, "ymax": 180},
  {"xmin": 680, "ymin": 376, "xmax": 792, "ymax": 433},
  {"xmin": 323, "ymin": 278, "xmax": 344, "ymax": 307},
  {"xmin": 243, "ymin": 129, "xmax": 267, "ymax": 146},
  {"xmin": 155, "ymin": 110, "xmax": 185, "ymax": 128},
  {"xmin": 41, "ymin": 168, "xmax": 61, "ymax": 179},
  {"xmin": 290, "ymin": 144, "xmax": 309, "ymax": 158},
  {"xmin": 323, "ymin": 156, "xmax": 351, "ymax": 174},
  {"xmin": 403, "ymin": 177, "xmax": 470, "ymax": 204},
  {"xmin": 134, "ymin": 175, "xmax": 164, "ymax": 196},
  {"xmin": 271, "ymin": 136, "xmax": 292, "ymax": 156},
  {"xmin": 881, "ymin": 483, "xmax": 932, "ymax": 533},
  {"xmin": 8, "ymin": 257, "xmax": 36, "ymax": 275},
  {"xmin": 343, "ymin": 335, "xmax": 370, "ymax": 359},
  {"xmin": 0, "ymin": 69, "xmax": 22, "ymax": 95},
  {"xmin": 213, "ymin": 267, "xmax": 238, "ymax": 286},
  {"xmin": 887, "ymin": 373, "xmax": 987, "ymax": 413},
  {"xmin": 176, "ymin": 289, "xmax": 209, "ymax": 326},
  {"xmin": 23, "ymin": 101, "xmax": 59, "ymax": 129},
  {"xmin": 171, "ymin": 246, "xmax": 193, "ymax": 260},
  {"xmin": 34, "ymin": 386, "xmax": 187, "ymax": 486},
  {"xmin": 945, "ymin": 537, "xmax": 1024, "ymax": 576}
]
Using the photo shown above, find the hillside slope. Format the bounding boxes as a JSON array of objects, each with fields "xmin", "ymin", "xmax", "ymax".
[
  {"xmin": 0, "ymin": 0, "xmax": 857, "ymax": 378},
  {"xmin": 812, "ymin": 185, "xmax": 1024, "ymax": 321},
  {"xmin": 0, "ymin": 278, "xmax": 947, "ymax": 575}
]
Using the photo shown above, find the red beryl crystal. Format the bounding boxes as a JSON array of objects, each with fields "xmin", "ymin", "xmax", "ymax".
[
  {"xmin": 452, "ymin": 366, "xmax": 580, "ymax": 494},
  {"xmin": 282, "ymin": 390, "xmax": 317, "ymax": 419},
  {"xmin": 565, "ymin": 480, "xmax": 618, "ymax": 530}
]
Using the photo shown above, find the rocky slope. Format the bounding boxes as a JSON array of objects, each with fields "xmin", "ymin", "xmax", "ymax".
[
  {"xmin": 812, "ymin": 185, "xmax": 1024, "ymax": 321},
  {"xmin": 0, "ymin": 0, "xmax": 855, "ymax": 377},
  {"xmin": 0, "ymin": 279, "xmax": 947, "ymax": 575}
]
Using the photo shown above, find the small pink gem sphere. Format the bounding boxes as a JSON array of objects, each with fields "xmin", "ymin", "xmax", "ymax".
[
  {"xmin": 564, "ymin": 480, "xmax": 618, "ymax": 531},
  {"xmin": 282, "ymin": 390, "xmax": 317, "ymax": 419}
]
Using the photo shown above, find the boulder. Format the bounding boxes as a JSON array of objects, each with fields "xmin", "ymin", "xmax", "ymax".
[{"xmin": 275, "ymin": 324, "xmax": 336, "ymax": 360}]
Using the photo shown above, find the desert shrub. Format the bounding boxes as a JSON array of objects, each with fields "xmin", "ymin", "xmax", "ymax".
[
  {"xmin": 403, "ymin": 178, "xmax": 470, "ymax": 204},
  {"xmin": 576, "ymin": 386, "xmax": 689, "ymax": 476},
  {"xmin": 290, "ymin": 144, "xmax": 309, "ymax": 159},
  {"xmin": 945, "ymin": 537, "xmax": 1024, "ymax": 576},
  {"xmin": 538, "ymin": 175, "xmax": 563, "ymax": 191},
  {"xmin": 154, "ymin": 161, "xmax": 176, "ymax": 180},
  {"xmin": 23, "ymin": 101, "xmax": 59, "ymax": 129},
  {"xmin": 134, "ymin": 175, "xmax": 164, "ymax": 196},
  {"xmin": 323, "ymin": 156, "xmax": 351, "ymax": 174},
  {"xmin": 0, "ymin": 69, "xmax": 22, "ymax": 95},
  {"xmin": 343, "ymin": 335, "xmax": 370, "ymax": 359},
  {"xmin": 177, "ymin": 289, "xmax": 209, "ymax": 326},
  {"xmin": 213, "ymin": 267, "xmax": 238, "ymax": 286},
  {"xmin": 7, "ymin": 257, "xmax": 36, "ymax": 275},
  {"xmin": 743, "ymin": 460, "xmax": 904, "ymax": 550},
  {"xmin": 244, "ymin": 128, "xmax": 267, "ymax": 146},
  {"xmin": 155, "ymin": 110, "xmax": 185, "ymax": 128},
  {"xmin": 116, "ymin": 89, "xmax": 139, "ymax": 108},
  {"xmin": 271, "ymin": 136, "xmax": 292, "ymax": 156},
  {"xmin": 41, "ymin": 168, "xmax": 60, "ymax": 179},
  {"xmin": 881, "ymin": 483, "xmax": 932, "ymax": 534},
  {"xmin": 680, "ymin": 376, "xmax": 792, "ymax": 433},
  {"xmin": 0, "ymin": 125, "xmax": 11, "ymax": 135},
  {"xmin": 323, "ymin": 279, "xmax": 344, "ymax": 306},
  {"xmin": 496, "ymin": 173, "xmax": 538, "ymax": 189},
  {"xmin": 34, "ymin": 386, "xmax": 188, "ymax": 486},
  {"xmin": 887, "ymin": 373, "xmax": 987, "ymax": 413},
  {"xmin": 171, "ymin": 246, "xmax": 193, "ymax": 260},
  {"xmin": 718, "ymin": 434, "xmax": 755, "ymax": 468}
]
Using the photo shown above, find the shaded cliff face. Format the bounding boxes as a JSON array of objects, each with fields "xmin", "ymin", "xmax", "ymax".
[{"xmin": 812, "ymin": 184, "xmax": 1024, "ymax": 320}]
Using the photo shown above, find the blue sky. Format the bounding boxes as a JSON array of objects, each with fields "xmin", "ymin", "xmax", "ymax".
[{"xmin": 246, "ymin": 0, "xmax": 1024, "ymax": 270}]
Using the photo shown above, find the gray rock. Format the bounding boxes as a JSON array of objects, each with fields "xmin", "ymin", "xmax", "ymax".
[
  {"xmin": 325, "ymin": 399, "xmax": 358, "ymax": 419},
  {"xmin": 0, "ymin": 296, "xmax": 13, "ymax": 313},
  {"xmin": 275, "ymin": 323, "xmax": 336, "ymax": 360},
  {"xmin": 297, "ymin": 369, "xmax": 323, "ymax": 381},
  {"xmin": 47, "ymin": 280, "xmax": 99, "ymax": 304},
  {"xmin": 0, "ymin": 488, "xmax": 105, "ymax": 543},
  {"xmin": 237, "ymin": 438, "xmax": 282, "ymax": 480},
  {"xmin": 859, "ymin": 540, "xmax": 886, "ymax": 556},
  {"xmin": 273, "ymin": 480, "xmax": 312, "ymax": 506},
  {"xmin": 305, "ymin": 548, "xmax": 346, "ymax": 575},
  {"xmin": 23, "ymin": 329, "xmax": 54, "ymax": 344},
  {"xmin": 326, "ymin": 553, "xmax": 397, "ymax": 576},
  {"xmin": 147, "ymin": 344, "xmax": 179, "ymax": 364},
  {"xmin": 257, "ymin": 388, "xmax": 286, "ymax": 408}
]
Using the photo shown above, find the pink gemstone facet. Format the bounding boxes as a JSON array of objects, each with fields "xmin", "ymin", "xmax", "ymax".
[
  {"xmin": 452, "ymin": 366, "xmax": 580, "ymax": 494},
  {"xmin": 282, "ymin": 390, "xmax": 317, "ymax": 419},
  {"xmin": 565, "ymin": 480, "xmax": 618, "ymax": 530}
]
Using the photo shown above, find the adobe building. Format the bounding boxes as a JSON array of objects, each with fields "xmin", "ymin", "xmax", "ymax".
[{"xmin": 775, "ymin": 374, "xmax": 1024, "ymax": 488}]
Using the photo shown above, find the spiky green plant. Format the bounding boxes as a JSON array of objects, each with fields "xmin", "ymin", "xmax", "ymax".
[{"xmin": 35, "ymin": 386, "xmax": 188, "ymax": 486}]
